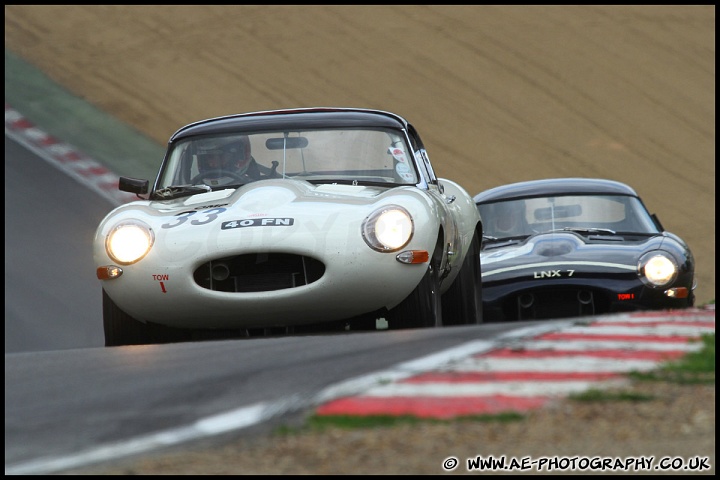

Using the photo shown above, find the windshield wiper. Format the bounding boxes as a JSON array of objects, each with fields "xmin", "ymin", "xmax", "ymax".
[
  {"xmin": 483, "ymin": 234, "xmax": 531, "ymax": 242},
  {"xmin": 154, "ymin": 184, "xmax": 212, "ymax": 200},
  {"xmin": 551, "ymin": 227, "xmax": 617, "ymax": 236},
  {"xmin": 614, "ymin": 231, "xmax": 657, "ymax": 236},
  {"xmin": 482, "ymin": 234, "xmax": 530, "ymax": 249}
]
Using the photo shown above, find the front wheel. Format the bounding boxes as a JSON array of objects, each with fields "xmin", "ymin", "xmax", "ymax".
[
  {"xmin": 103, "ymin": 289, "xmax": 151, "ymax": 346},
  {"xmin": 386, "ymin": 246, "xmax": 442, "ymax": 329},
  {"xmin": 103, "ymin": 289, "xmax": 191, "ymax": 346},
  {"xmin": 442, "ymin": 230, "xmax": 483, "ymax": 325}
]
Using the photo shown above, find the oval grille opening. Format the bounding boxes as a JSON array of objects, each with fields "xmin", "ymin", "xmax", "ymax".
[{"xmin": 194, "ymin": 253, "xmax": 325, "ymax": 292}]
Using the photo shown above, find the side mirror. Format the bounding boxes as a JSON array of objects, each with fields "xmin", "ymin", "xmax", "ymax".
[{"xmin": 119, "ymin": 177, "xmax": 149, "ymax": 195}]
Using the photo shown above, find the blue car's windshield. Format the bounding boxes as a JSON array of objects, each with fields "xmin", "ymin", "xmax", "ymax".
[{"xmin": 478, "ymin": 195, "xmax": 661, "ymax": 239}]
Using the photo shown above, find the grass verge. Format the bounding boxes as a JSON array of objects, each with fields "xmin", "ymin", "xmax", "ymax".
[
  {"xmin": 629, "ymin": 333, "xmax": 715, "ymax": 385},
  {"xmin": 277, "ymin": 411, "xmax": 525, "ymax": 435},
  {"xmin": 571, "ymin": 332, "xmax": 715, "ymax": 403}
]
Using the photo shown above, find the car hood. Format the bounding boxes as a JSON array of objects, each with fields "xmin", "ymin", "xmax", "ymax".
[
  {"xmin": 97, "ymin": 179, "xmax": 427, "ymax": 245},
  {"xmin": 136, "ymin": 179, "xmax": 399, "ymax": 214},
  {"xmin": 481, "ymin": 232, "xmax": 665, "ymax": 279},
  {"xmin": 95, "ymin": 178, "xmax": 437, "ymax": 273}
]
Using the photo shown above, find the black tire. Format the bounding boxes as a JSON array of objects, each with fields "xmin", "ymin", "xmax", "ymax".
[
  {"xmin": 442, "ymin": 230, "xmax": 483, "ymax": 325},
  {"xmin": 387, "ymin": 245, "xmax": 442, "ymax": 329},
  {"xmin": 103, "ymin": 288, "xmax": 152, "ymax": 346},
  {"xmin": 103, "ymin": 289, "xmax": 192, "ymax": 346}
]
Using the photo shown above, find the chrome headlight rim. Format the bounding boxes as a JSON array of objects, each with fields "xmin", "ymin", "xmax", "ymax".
[
  {"xmin": 361, "ymin": 204, "xmax": 414, "ymax": 253},
  {"xmin": 105, "ymin": 219, "xmax": 155, "ymax": 265},
  {"xmin": 638, "ymin": 251, "xmax": 678, "ymax": 288}
]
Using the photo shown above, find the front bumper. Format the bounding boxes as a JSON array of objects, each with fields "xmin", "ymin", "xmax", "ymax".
[
  {"xmin": 100, "ymin": 247, "xmax": 430, "ymax": 329},
  {"xmin": 482, "ymin": 277, "xmax": 692, "ymax": 322}
]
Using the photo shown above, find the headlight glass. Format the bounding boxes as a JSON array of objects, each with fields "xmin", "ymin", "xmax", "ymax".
[
  {"xmin": 106, "ymin": 220, "xmax": 154, "ymax": 265},
  {"xmin": 362, "ymin": 205, "xmax": 413, "ymax": 252},
  {"xmin": 638, "ymin": 251, "xmax": 678, "ymax": 287}
]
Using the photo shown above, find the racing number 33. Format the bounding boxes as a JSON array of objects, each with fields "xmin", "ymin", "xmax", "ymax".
[{"xmin": 162, "ymin": 207, "xmax": 227, "ymax": 229}]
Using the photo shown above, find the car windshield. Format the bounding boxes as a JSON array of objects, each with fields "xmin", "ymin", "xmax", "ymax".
[
  {"xmin": 478, "ymin": 194, "xmax": 661, "ymax": 239},
  {"xmin": 155, "ymin": 128, "xmax": 419, "ymax": 191}
]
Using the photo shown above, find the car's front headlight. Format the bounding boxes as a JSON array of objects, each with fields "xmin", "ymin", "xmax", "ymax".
[
  {"xmin": 106, "ymin": 220, "xmax": 154, "ymax": 265},
  {"xmin": 638, "ymin": 251, "xmax": 678, "ymax": 287},
  {"xmin": 362, "ymin": 205, "xmax": 414, "ymax": 252}
]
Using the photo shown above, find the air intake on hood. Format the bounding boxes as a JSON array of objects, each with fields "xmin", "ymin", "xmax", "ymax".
[{"xmin": 534, "ymin": 240, "xmax": 574, "ymax": 257}]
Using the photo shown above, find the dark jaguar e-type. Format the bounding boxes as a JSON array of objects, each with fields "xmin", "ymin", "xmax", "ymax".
[{"xmin": 474, "ymin": 178, "xmax": 696, "ymax": 321}]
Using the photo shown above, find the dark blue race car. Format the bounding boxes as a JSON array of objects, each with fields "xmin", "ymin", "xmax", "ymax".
[{"xmin": 474, "ymin": 178, "xmax": 696, "ymax": 321}]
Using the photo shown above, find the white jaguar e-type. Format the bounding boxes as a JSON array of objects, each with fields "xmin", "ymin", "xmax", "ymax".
[{"xmin": 94, "ymin": 108, "xmax": 483, "ymax": 346}]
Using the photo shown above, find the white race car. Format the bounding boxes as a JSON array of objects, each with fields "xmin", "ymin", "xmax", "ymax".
[{"xmin": 94, "ymin": 108, "xmax": 483, "ymax": 346}]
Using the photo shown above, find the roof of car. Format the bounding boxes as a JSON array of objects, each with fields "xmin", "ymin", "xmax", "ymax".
[
  {"xmin": 473, "ymin": 178, "xmax": 640, "ymax": 204},
  {"xmin": 168, "ymin": 107, "xmax": 409, "ymax": 143}
]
